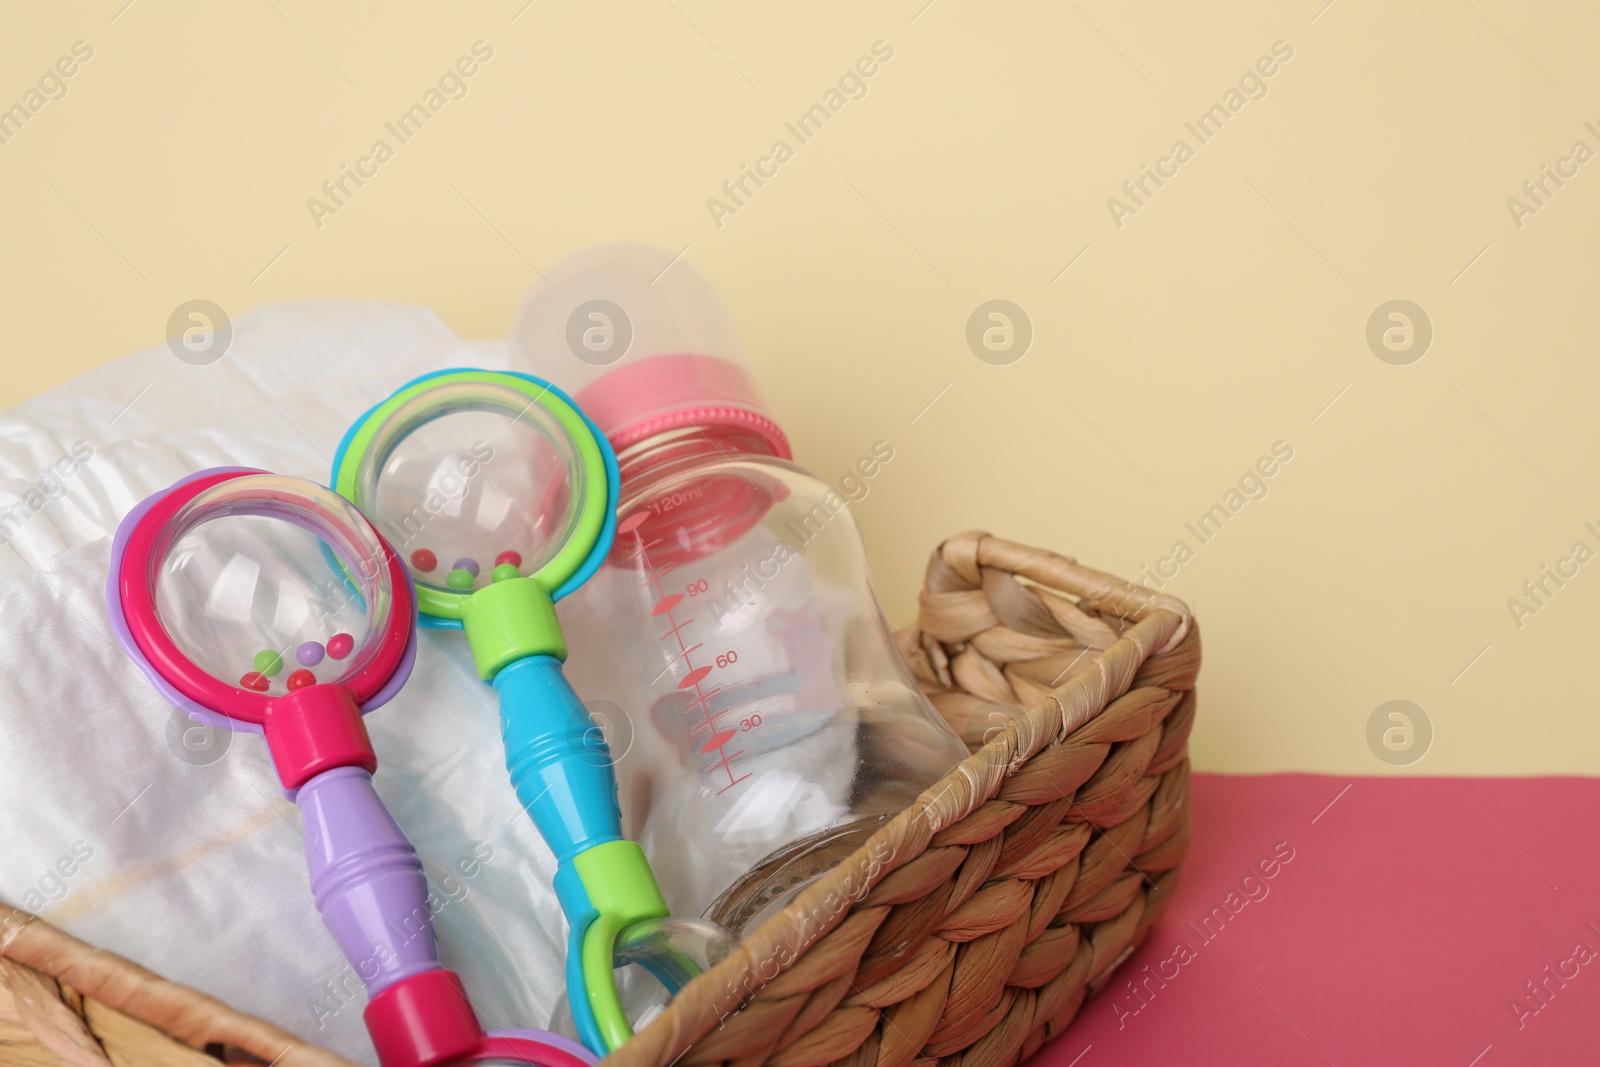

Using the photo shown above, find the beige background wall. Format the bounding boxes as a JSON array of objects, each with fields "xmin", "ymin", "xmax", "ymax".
[{"xmin": 3, "ymin": 1, "xmax": 1596, "ymax": 775}]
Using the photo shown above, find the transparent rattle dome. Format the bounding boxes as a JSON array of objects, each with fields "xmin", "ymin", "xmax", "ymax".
[
  {"xmin": 150, "ymin": 474, "xmax": 395, "ymax": 695},
  {"xmin": 352, "ymin": 378, "xmax": 589, "ymax": 595}
]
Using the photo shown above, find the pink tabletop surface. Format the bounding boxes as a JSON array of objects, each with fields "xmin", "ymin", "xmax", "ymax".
[{"xmin": 1030, "ymin": 773, "xmax": 1600, "ymax": 1067}]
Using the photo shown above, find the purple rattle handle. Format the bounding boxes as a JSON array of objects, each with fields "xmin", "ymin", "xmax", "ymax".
[{"xmin": 298, "ymin": 766, "xmax": 442, "ymax": 996}]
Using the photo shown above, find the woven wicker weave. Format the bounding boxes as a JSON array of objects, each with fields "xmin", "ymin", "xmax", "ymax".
[{"xmin": 0, "ymin": 532, "xmax": 1196, "ymax": 1067}]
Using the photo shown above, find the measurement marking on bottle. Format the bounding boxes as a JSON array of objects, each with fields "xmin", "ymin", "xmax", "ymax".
[
  {"xmin": 677, "ymin": 665, "xmax": 713, "ymax": 689},
  {"xmin": 650, "ymin": 594, "xmax": 684, "ymax": 616},
  {"xmin": 625, "ymin": 514, "xmax": 752, "ymax": 794},
  {"xmin": 702, "ymin": 730, "xmax": 737, "ymax": 752},
  {"xmin": 656, "ymin": 617, "xmax": 697, "ymax": 643},
  {"xmin": 709, "ymin": 751, "xmax": 746, "ymax": 787},
  {"xmin": 684, "ymin": 687, "xmax": 722, "ymax": 718},
  {"xmin": 688, "ymin": 708, "xmax": 738, "ymax": 737},
  {"xmin": 637, "ymin": 568, "xmax": 671, "ymax": 588},
  {"xmin": 648, "ymin": 486, "xmax": 705, "ymax": 514},
  {"xmin": 657, "ymin": 641, "xmax": 704, "ymax": 672},
  {"xmin": 636, "ymin": 561, "xmax": 674, "ymax": 587}
]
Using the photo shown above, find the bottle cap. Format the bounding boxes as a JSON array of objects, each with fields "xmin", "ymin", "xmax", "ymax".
[{"xmin": 509, "ymin": 245, "xmax": 790, "ymax": 457}]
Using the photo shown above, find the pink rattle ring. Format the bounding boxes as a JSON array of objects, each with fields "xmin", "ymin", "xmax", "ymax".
[
  {"xmin": 107, "ymin": 468, "xmax": 594, "ymax": 1067},
  {"xmin": 113, "ymin": 468, "xmax": 411, "ymax": 763}
]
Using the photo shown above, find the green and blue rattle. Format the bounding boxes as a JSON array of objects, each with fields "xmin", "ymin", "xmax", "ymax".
[{"xmin": 331, "ymin": 369, "xmax": 670, "ymax": 1056}]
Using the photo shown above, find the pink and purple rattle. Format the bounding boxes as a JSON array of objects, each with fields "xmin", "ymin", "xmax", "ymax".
[{"xmin": 107, "ymin": 468, "xmax": 594, "ymax": 1067}]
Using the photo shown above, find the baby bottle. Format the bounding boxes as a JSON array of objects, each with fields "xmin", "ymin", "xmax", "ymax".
[{"xmin": 508, "ymin": 245, "xmax": 968, "ymax": 934}]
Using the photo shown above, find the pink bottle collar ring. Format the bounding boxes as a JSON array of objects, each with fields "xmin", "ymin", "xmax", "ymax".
[
  {"xmin": 572, "ymin": 352, "xmax": 791, "ymax": 457},
  {"xmin": 107, "ymin": 468, "xmax": 594, "ymax": 1067}
]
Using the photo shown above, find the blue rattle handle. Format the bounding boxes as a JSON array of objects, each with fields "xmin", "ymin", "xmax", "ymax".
[
  {"xmin": 494, "ymin": 655, "xmax": 623, "ymax": 858},
  {"xmin": 494, "ymin": 655, "xmax": 669, "ymax": 1055}
]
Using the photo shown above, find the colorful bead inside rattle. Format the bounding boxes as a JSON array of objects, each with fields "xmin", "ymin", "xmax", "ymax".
[
  {"xmin": 407, "ymin": 547, "xmax": 528, "ymax": 587},
  {"xmin": 239, "ymin": 627, "xmax": 366, "ymax": 692}
]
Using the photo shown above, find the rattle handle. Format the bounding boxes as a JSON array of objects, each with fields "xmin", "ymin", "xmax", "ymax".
[
  {"xmin": 297, "ymin": 766, "xmax": 442, "ymax": 996},
  {"xmin": 495, "ymin": 655, "xmax": 623, "ymax": 862}
]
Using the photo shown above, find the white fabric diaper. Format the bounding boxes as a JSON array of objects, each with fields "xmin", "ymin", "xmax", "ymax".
[{"xmin": 0, "ymin": 303, "xmax": 571, "ymax": 1063}]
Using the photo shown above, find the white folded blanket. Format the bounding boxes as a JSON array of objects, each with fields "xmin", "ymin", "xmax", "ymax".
[{"xmin": 0, "ymin": 302, "xmax": 572, "ymax": 1063}]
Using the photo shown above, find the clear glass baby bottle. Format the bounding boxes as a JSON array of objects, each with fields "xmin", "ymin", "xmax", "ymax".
[{"xmin": 509, "ymin": 245, "xmax": 968, "ymax": 934}]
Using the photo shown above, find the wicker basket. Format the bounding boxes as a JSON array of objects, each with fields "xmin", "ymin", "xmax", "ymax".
[{"xmin": 0, "ymin": 532, "xmax": 1197, "ymax": 1067}]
